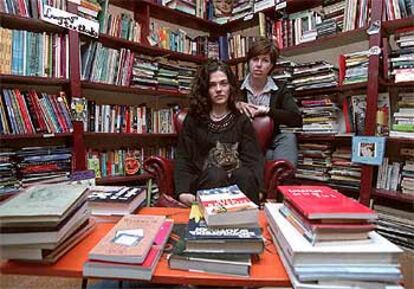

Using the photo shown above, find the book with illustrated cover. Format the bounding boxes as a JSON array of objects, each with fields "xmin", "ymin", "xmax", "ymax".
[
  {"xmin": 278, "ymin": 186, "xmax": 377, "ymax": 221},
  {"xmin": 0, "ymin": 184, "xmax": 89, "ymax": 224},
  {"xmin": 196, "ymin": 185, "xmax": 258, "ymax": 227},
  {"xmin": 84, "ymin": 218, "xmax": 173, "ymax": 280},
  {"xmin": 88, "ymin": 214, "xmax": 165, "ymax": 264},
  {"xmin": 70, "ymin": 97, "xmax": 88, "ymax": 122}
]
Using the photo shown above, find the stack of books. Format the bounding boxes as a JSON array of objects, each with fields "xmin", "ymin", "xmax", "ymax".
[
  {"xmin": 0, "ymin": 184, "xmax": 94, "ymax": 263},
  {"xmin": 390, "ymin": 92, "xmax": 414, "ymax": 138},
  {"xmin": 87, "ymin": 185, "xmax": 146, "ymax": 216},
  {"xmin": 83, "ymin": 214, "xmax": 173, "ymax": 280},
  {"xmin": 130, "ymin": 55, "xmax": 159, "ymax": 90},
  {"xmin": 0, "ymin": 150, "xmax": 19, "ymax": 196},
  {"xmin": 321, "ymin": 0, "xmax": 345, "ymax": 32},
  {"xmin": 299, "ymin": 94, "xmax": 339, "ymax": 135},
  {"xmin": 340, "ymin": 50, "xmax": 369, "ymax": 85},
  {"xmin": 167, "ymin": 185, "xmax": 264, "ymax": 277},
  {"xmin": 389, "ymin": 28, "xmax": 414, "ymax": 83},
  {"xmin": 266, "ymin": 185, "xmax": 405, "ymax": 289},
  {"xmin": 291, "ymin": 61, "xmax": 338, "ymax": 91},
  {"xmin": 330, "ymin": 147, "xmax": 361, "ymax": 190},
  {"xmin": 296, "ymin": 142, "xmax": 333, "ymax": 182}
]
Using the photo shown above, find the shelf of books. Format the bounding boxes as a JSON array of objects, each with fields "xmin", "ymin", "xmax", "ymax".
[
  {"xmin": 0, "ymin": 12, "xmax": 65, "ymax": 33},
  {"xmin": 81, "ymin": 81, "xmax": 188, "ymax": 98},
  {"xmin": 97, "ymin": 34, "xmax": 208, "ymax": 64},
  {"xmin": 95, "ymin": 173, "xmax": 151, "ymax": 185},
  {"xmin": 0, "ymin": 75, "xmax": 70, "ymax": 86},
  {"xmin": 382, "ymin": 15, "xmax": 414, "ymax": 34},
  {"xmin": 280, "ymin": 27, "xmax": 368, "ymax": 57}
]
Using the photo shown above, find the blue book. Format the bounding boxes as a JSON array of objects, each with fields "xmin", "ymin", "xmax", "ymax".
[{"xmin": 351, "ymin": 136, "xmax": 386, "ymax": 165}]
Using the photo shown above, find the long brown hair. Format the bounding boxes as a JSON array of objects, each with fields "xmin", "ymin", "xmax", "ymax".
[{"xmin": 189, "ymin": 59, "xmax": 240, "ymax": 121}]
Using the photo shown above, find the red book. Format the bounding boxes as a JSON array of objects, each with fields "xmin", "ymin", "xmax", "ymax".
[{"xmin": 278, "ymin": 186, "xmax": 377, "ymax": 220}]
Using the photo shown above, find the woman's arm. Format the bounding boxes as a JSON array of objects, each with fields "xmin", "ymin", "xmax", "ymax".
[
  {"xmin": 268, "ymin": 84, "xmax": 302, "ymax": 127},
  {"xmin": 174, "ymin": 116, "xmax": 199, "ymax": 200}
]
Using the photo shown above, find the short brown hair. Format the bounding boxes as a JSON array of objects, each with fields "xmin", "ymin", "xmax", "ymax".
[{"xmin": 247, "ymin": 37, "xmax": 279, "ymax": 67}]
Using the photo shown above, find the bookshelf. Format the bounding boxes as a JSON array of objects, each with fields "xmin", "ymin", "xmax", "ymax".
[{"xmin": 0, "ymin": 0, "xmax": 413, "ymax": 202}]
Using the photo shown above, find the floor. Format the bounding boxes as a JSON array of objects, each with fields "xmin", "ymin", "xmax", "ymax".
[{"xmin": 0, "ymin": 252, "xmax": 413, "ymax": 289}]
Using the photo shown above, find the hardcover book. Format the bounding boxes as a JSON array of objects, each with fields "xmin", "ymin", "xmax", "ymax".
[
  {"xmin": 196, "ymin": 185, "xmax": 258, "ymax": 227},
  {"xmin": 278, "ymin": 185, "xmax": 377, "ymax": 220},
  {"xmin": 84, "ymin": 219, "xmax": 173, "ymax": 280},
  {"xmin": 0, "ymin": 184, "xmax": 89, "ymax": 224},
  {"xmin": 88, "ymin": 214, "xmax": 165, "ymax": 264}
]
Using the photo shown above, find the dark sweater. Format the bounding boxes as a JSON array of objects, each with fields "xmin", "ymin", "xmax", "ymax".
[
  {"xmin": 241, "ymin": 80, "xmax": 302, "ymax": 134},
  {"xmin": 174, "ymin": 113, "xmax": 265, "ymax": 198}
]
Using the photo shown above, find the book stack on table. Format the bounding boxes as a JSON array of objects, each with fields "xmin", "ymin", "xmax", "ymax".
[
  {"xmin": 265, "ymin": 185, "xmax": 405, "ymax": 289},
  {"xmin": 0, "ymin": 184, "xmax": 94, "ymax": 263},
  {"xmin": 87, "ymin": 185, "xmax": 146, "ymax": 216},
  {"xmin": 167, "ymin": 185, "xmax": 264, "ymax": 277},
  {"xmin": 83, "ymin": 214, "xmax": 173, "ymax": 280}
]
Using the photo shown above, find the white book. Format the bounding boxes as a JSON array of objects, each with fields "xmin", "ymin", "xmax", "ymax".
[{"xmin": 264, "ymin": 203, "xmax": 402, "ymax": 266}]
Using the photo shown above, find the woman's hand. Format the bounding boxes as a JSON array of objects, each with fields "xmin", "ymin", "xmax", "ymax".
[
  {"xmin": 236, "ymin": 101, "xmax": 258, "ymax": 118},
  {"xmin": 236, "ymin": 102, "xmax": 269, "ymax": 118},
  {"xmin": 179, "ymin": 193, "xmax": 196, "ymax": 207}
]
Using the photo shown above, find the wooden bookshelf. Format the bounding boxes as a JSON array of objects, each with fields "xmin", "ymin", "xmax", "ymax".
[
  {"xmin": 387, "ymin": 137, "xmax": 414, "ymax": 144},
  {"xmin": 97, "ymin": 34, "xmax": 208, "ymax": 63},
  {"xmin": 84, "ymin": 132, "xmax": 177, "ymax": 138},
  {"xmin": 0, "ymin": 13, "xmax": 66, "ymax": 33},
  {"xmin": 95, "ymin": 173, "xmax": 151, "ymax": 185},
  {"xmin": 0, "ymin": 132, "xmax": 72, "ymax": 141},
  {"xmin": 296, "ymin": 134, "xmax": 353, "ymax": 142},
  {"xmin": 81, "ymin": 81, "xmax": 189, "ymax": 98},
  {"xmin": 373, "ymin": 189, "xmax": 414, "ymax": 204},
  {"xmin": 0, "ymin": 75, "xmax": 70, "ymax": 86},
  {"xmin": 382, "ymin": 16, "xmax": 414, "ymax": 34},
  {"xmin": 280, "ymin": 27, "xmax": 368, "ymax": 57}
]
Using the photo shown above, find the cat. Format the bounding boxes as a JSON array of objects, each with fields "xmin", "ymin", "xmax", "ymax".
[{"xmin": 203, "ymin": 141, "xmax": 240, "ymax": 176}]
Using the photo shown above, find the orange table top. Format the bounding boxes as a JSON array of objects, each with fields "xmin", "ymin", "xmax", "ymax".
[{"xmin": 1, "ymin": 207, "xmax": 290, "ymax": 287}]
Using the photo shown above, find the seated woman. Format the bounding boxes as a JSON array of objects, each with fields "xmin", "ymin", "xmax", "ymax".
[{"xmin": 174, "ymin": 59, "xmax": 265, "ymax": 206}]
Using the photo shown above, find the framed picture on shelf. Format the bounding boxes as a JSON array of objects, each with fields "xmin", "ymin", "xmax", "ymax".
[{"xmin": 351, "ymin": 136, "xmax": 386, "ymax": 166}]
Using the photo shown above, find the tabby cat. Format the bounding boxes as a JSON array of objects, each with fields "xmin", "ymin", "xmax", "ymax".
[{"xmin": 203, "ymin": 141, "xmax": 240, "ymax": 176}]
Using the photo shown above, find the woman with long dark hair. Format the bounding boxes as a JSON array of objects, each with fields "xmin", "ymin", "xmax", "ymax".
[{"xmin": 174, "ymin": 59, "xmax": 264, "ymax": 206}]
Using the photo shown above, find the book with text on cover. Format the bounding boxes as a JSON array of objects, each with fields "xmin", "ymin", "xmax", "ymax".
[
  {"xmin": 84, "ymin": 219, "xmax": 173, "ymax": 280},
  {"xmin": 278, "ymin": 185, "xmax": 377, "ymax": 221},
  {"xmin": 88, "ymin": 214, "xmax": 165, "ymax": 264},
  {"xmin": 196, "ymin": 185, "xmax": 258, "ymax": 227}
]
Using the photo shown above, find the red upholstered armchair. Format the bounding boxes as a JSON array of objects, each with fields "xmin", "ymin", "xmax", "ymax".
[{"xmin": 143, "ymin": 110, "xmax": 295, "ymax": 207}]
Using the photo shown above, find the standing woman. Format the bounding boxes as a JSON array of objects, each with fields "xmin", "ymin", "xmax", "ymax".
[
  {"xmin": 174, "ymin": 59, "xmax": 264, "ymax": 206},
  {"xmin": 238, "ymin": 37, "xmax": 302, "ymax": 167}
]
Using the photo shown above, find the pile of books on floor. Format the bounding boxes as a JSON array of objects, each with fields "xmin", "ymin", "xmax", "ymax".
[
  {"xmin": 87, "ymin": 185, "xmax": 147, "ymax": 216},
  {"xmin": 83, "ymin": 215, "xmax": 173, "ymax": 280},
  {"xmin": 167, "ymin": 185, "xmax": 264, "ymax": 277},
  {"xmin": 266, "ymin": 185, "xmax": 405, "ymax": 289},
  {"xmin": 0, "ymin": 184, "xmax": 94, "ymax": 263}
]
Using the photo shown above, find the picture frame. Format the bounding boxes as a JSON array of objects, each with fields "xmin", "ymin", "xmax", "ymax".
[{"xmin": 351, "ymin": 136, "xmax": 386, "ymax": 165}]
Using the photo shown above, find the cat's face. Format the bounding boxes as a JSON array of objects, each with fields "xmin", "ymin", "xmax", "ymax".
[{"xmin": 211, "ymin": 141, "xmax": 239, "ymax": 170}]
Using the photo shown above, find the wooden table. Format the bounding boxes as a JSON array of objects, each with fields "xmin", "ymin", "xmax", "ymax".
[{"xmin": 1, "ymin": 207, "xmax": 290, "ymax": 288}]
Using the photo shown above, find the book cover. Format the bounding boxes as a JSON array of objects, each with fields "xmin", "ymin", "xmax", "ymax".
[
  {"xmin": 278, "ymin": 185, "xmax": 377, "ymax": 220},
  {"xmin": 0, "ymin": 184, "xmax": 88, "ymax": 222},
  {"xmin": 352, "ymin": 136, "xmax": 386, "ymax": 165},
  {"xmin": 88, "ymin": 214, "xmax": 165, "ymax": 264},
  {"xmin": 185, "ymin": 204, "xmax": 262, "ymax": 241},
  {"xmin": 197, "ymin": 185, "xmax": 257, "ymax": 212}
]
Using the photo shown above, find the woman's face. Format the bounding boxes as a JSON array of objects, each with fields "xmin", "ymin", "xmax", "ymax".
[
  {"xmin": 213, "ymin": 0, "xmax": 234, "ymax": 16},
  {"xmin": 208, "ymin": 70, "xmax": 230, "ymax": 107},
  {"xmin": 249, "ymin": 53, "xmax": 273, "ymax": 80}
]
